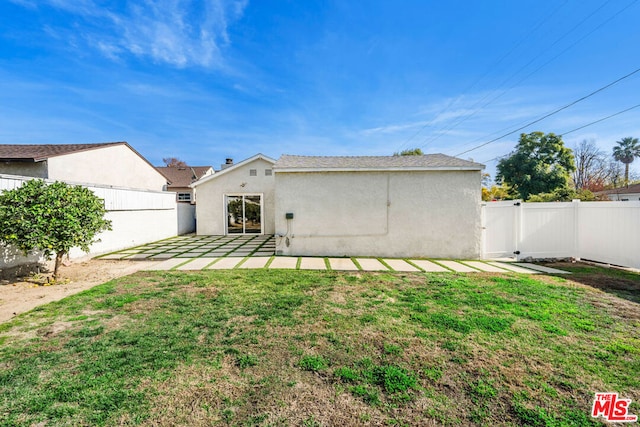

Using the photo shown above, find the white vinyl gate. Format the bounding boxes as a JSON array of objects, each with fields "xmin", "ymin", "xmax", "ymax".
[
  {"xmin": 482, "ymin": 200, "xmax": 640, "ymax": 269},
  {"xmin": 481, "ymin": 200, "xmax": 519, "ymax": 259}
]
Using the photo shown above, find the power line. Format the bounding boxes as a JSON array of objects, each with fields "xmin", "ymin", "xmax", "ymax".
[
  {"xmin": 393, "ymin": 1, "xmax": 569, "ymax": 153},
  {"xmin": 454, "ymin": 66, "xmax": 640, "ymax": 157},
  {"xmin": 560, "ymin": 103, "xmax": 640, "ymax": 136},
  {"xmin": 481, "ymin": 102, "xmax": 640, "ymax": 164},
  {"xmin": 420, "ymin": 0, "xmax": 636, "ymax": 151}
]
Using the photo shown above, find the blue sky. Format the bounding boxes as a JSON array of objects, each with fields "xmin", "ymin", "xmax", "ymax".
[{"xmin": 1, "ymin": 0, "xmax": 639, "ymax": 178}]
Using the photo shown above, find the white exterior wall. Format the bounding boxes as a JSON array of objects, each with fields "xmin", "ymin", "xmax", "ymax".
[
  {"xmin": 274, "ymin": 170, "xmax": 482, "ymax": 258},
  {"xmin": 195, "ymin": 158, "xmax": 275, "ymax": 235},
  {"xmin": 605, "ymin": 192, "xmax": 640, "ymax": 201},
  {"xmin": 46, "ymin": 144, "xmax": 167, "ymax": 191},
  {"xmin": 67, "ymin": 208, "xmax": 177, "ymax": 259},
  {"xmin": 177, "ymin": 203, "xmax": 196, "ymax": 235},
  {"xmin": 0, "ymin": 243, "xmax": 44, "ymax": 271}
]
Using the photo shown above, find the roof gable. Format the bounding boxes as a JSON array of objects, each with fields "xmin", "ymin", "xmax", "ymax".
[
  {"xmin": 191, "ymin": 154, "xmax": 276, "ymax": 187},
  {"xmin": 274, "ymin": 154, "xmax": 484, "ymax": 171},
  {"xmin": 156, "ymin": 166, "xmax": 213, "ymax": 187}
]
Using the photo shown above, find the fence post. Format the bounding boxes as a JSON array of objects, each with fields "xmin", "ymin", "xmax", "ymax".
[
  {"xmin": 480, "ymin": 203, "xmax": 486, "ymax": 259},
  {"xmin": 572, "ymin": 199, "xmax": 580, "ymax": 261},
  {"xmin": 514, "ymin": 200, "xmax": 522, "ymax": 260}
]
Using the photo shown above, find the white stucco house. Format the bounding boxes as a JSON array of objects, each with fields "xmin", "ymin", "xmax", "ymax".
[
  {"xmin": 596, "ymin": 183, "xmax": 640, "ymax": 201},
  {"xmin": 193, "ymin": 153, "xmax": 484, "ymax": 259},
  {"xmin": 0, "ymin": 142, "xmax": 168, "ymax": 191},
  {"xmin": 192, "ymin": 154, "xmax": 276, "ymax": 235},
  {"xmin": 273, "ymin": 154, "xmax": 484, "ymax": 258}
]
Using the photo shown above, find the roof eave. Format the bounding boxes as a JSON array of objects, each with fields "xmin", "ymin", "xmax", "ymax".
[
  {"xmin": 191, "ymin": 154, "xmax": 276, "ymax": 188},
  {"xmin": 274, "ymin": 166, "xmax": 485, "ymax": 173},
  {"xmin": 0, "ymin": 158, "xmax": 42, "ymax": 163}
]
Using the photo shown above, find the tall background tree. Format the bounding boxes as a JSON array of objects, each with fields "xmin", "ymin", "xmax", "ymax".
[
  {"xmin": 393, "ymin": 148, "xmax": 424, "ymax": 156},
  {"xmin": 612, "ymin": 136, "xmax": 640, "ymax": 187},
  {"xmin": 0, "ymin": 180, "xmax": 112, "ymax": 279},
  {"xmin": 572, "ymin": 139, "xmax": 621, "ymax": 192},
  {"xmin": 163, "ymin": 157, "xmax": 187, "ymax": 167},
  {"xmin": 496, "ymin": 132, "xmax": 575, "ymax": 200}
]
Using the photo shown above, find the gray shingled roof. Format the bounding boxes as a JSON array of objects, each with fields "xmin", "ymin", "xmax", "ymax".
[
  {"xmin": 274, "ymin": 154, "xmax": 484, "ymax": 170},
  {"xmin": 596, "ymin": 183, "xmax": 640, "ymax": 195},
  {"xmin": 0, "ymin": 142, "xmax": 125, "ymax": 161}
]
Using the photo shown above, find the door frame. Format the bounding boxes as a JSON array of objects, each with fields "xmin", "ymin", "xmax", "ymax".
[{"xmin": 223, "ymin": 193, "xmax": 264, "ymax": 235}]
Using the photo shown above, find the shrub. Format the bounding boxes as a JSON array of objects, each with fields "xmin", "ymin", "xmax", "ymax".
[{"xmin": 0, "ymin": 180, "xmax": 111, "ymax": 279}]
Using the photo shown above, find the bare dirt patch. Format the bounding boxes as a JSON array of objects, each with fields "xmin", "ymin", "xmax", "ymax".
[{"xmin": 0, "ymin": 259, "xmax": 157, "ymax": 324}]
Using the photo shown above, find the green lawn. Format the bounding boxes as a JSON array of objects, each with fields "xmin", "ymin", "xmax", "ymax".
[{"xmin": 0, "ymin": 266, "xmax": 638, "ymax": 426}]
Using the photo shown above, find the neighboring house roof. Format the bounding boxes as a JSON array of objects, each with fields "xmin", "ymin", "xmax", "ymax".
[
  {"xmin": 191, "ymin": 153, "xmax": 276, "ymax": 187},
  {"xmin": 0, "ymin": 141, "xmax": 171, "ymax": 183},
  {"xmin": 274, "ymin": 154, "xmax": 485, "ymax": 172},
  {"xmin": 596, "ymin": 183, "xmax": 640, "ymax": 196},
  {"xmin": 156, "ymin": 166, "xmax": 213, "ymax": 189},
  {"xmin": 0, "ymin": 142, "xmax": 126, "ymax": 162}
]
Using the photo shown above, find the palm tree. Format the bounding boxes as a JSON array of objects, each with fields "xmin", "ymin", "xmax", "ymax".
[{"xmin": 612, "ymin": 137, "xmax": 640, "ymax": 187}]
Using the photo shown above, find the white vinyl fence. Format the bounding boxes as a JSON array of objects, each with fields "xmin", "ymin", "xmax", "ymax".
[
  {"xmin": 0, "ymin": 174, "xmax": 180, "ymax": 271},
  {"xmin": 482, "ymin": 200, "xmax": 640, "ymax": 269}
]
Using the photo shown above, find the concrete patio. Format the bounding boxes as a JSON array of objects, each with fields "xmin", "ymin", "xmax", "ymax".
[
  {"xmin": 97, "ymin": 235, "xmax": 570, "ymax": 274},
  {"xmin": 99, "ymin": 234, "xmax": 276, "ymax": 260}
]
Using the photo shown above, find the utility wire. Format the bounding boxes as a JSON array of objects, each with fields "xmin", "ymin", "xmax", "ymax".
[
  {"xmin": 393, "ymin": 1, "xmax": 568, "ymax": 153},
  {"xmin": 454, "ymin": 66, "xmax": 640, "ymax": 157},
  {"xmin": 420, "ymin": 0, "xmax": 636, "ymax": 151},
  {"xmin": 481, "ymin": 102, "xmax": 640, "ymax": 164},
  {"xmin": 560, "ymin": 103, "xmax": 640, "ymax": 136}
]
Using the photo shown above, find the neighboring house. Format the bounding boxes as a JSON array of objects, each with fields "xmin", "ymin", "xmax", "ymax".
[
  {"xmin": 0, "ymin": 142, "xmax": 168, "ymax": 191},
  {"xmin": 155, "ymin": 165, "xmax": 213, "ymax": 203},
  {"xmin": 273, "ymin": 154, "xmax": 484, "ymax": 259},
  {"xmin": 192, "ymin": 154, "xmax": 276, "ymax": 235},
  {"xmin": 596, "ymin": 183, "xmax": 640, "ymax": 201}
]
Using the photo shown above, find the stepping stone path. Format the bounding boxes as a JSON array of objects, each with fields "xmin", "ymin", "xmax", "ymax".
[
  {"xmin": 328, "ymin": 258, "xmax": 359, "ymax": 271},
  {"xmin": 436, "ymin": 260, "xmax": 480, "ymax": 273},
  {"xmin": 97, "ymin": 235, "xmax": 570, "ymax": 274},
  {"xmin": 268, "ymin": 257, "xmax": 298, "ymax": 269},
  {"xmin": 355, "ymin": 258, "xmax": 388, "ymax": 271}
]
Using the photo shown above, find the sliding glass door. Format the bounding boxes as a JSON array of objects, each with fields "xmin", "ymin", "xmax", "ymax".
[{"xmin": 225, "ymin": 194, "xmax": 263, "ymax": 234}]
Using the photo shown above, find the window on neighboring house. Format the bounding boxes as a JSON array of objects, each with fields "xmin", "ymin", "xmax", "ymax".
[
  {"xmin": 265, "ymin": 169, "xmax": 273, "ymax": 176},
  {"xmin": 249, "ymin": 169, "xmax": 257, "ymax": 176},
  {"xmin": 177, "ymin": 192, "xmax": 192, "ymax": 202}
]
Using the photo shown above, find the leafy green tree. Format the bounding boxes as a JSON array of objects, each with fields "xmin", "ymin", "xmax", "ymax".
[
  {"xmin": 0, "ymin": 180, "xmax": 112, "ymax": 279},
  {"xmin": 497, "ymin": 132, "xmax": 575, "ymax": 200},
  {"xmin": 612, "ymin": 136, "xmax": 640, "ymax": 187},
  {"xmin": 482, "ymin": 185, "xmax": 511, "ymax": 201},
  {"xmin": 527, "ymin": 188, "xmax": 598, "ymax": 202},
  {"xmin": 393, "ymin": 148, "xmax": 424, "ymax": 156}
]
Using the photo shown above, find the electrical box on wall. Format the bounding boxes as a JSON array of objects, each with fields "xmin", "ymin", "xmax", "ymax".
[{"xmin": 285, "ymin": 212, "xmax": 294, "ymax": 219}]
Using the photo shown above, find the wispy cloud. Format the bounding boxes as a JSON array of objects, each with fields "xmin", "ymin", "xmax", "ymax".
[{"xmin": 13, "ymin": 0, "xmax": 248, "ymax": 68}]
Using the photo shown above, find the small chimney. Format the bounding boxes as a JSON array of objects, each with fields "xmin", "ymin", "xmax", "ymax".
[{"xmin": 221, "ymin": 158, "xmax": 234, "ymax": 170}]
